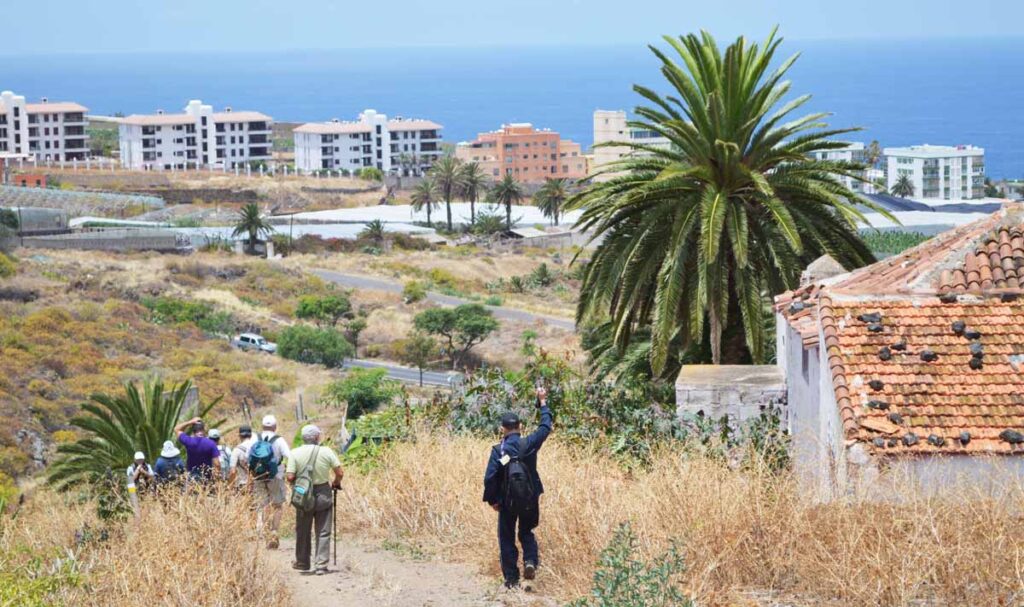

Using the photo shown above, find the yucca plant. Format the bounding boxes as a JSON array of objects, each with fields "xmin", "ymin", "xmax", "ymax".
[
  {"xmin": 571, "ymin": 28, "xmax": 892, "ymax": 371},
  {"xmin": 48, "ymin": 379, "xmax": 221, "ymax": 491}
]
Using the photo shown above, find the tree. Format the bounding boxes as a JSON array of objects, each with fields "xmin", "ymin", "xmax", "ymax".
[
  {"xmin": 892, "ymin": 174, "xmax": 915, "ymax": 198},
  {"xmin": 570, "ymin": 29, "xmax": 886, "ymax": 371},
  {"xmin": 321, "ymin": 368, "xmax": 399, "ymax": 419},
  {"xmin": 0, "ymin": 209, "xmax": 19, "ymax": 231},
  {"xmin": 413, "ymin": 304, "xmax": 499, "ymax": 368},
  {"xmin": 865, "ymin": 140, "xmax": 883, "ymax": 167},
  {"xmin": 430, "ymin": 155, "xmax": 467, "ymax": 231},
  {"xmin": 231, "ymin": 203, "xmax": 274, "ymax": 253},
  {"xmin": 535, "ymin": 178, "xmax": 569, "ymax": 226},
  {"xmin": 399, "ymin": 331, "xmax": 437, "ymax": 386},
  {"xmin": 344, "ymin": 313, "xmax": 368, "ymax": 356},
  {"xmin": 277, "ymin": 325, "xmax": 353, "ymax": 368},
  {"xmin": 460, "ymin": 162, "xmax": 489, "ymax": 225},
  {"xmin": 295, "ymin": 294, "xmax": 352, "ymax": 328},
  {"xmin": 48, "ymin": 379, "xmax": 220, "ymax": 491},
  {"xmin": 489, "ymin": 174, "xmax": 524, "ymax": 230},
  {"xmin": 411, "ymin": 177, "xmax": 439, "ymax": 226},
  {"xmin": 983, "ymin": 178, "xmax": 1000, "ymax": 198}
]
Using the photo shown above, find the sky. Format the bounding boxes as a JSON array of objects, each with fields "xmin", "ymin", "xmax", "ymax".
[{"xmin": 3, "ymin": 0, "xmax": 1020, "ymax": 54}]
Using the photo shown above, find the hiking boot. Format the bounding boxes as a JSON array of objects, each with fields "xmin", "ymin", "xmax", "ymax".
[
  {"xmin": 503, "ymin": 579, "xmax": 520, "ymax": 590},
  {"xmin": 292, "ymin": 561, "xmax": 309, "ymax": 571},
  {"xmin": 315, "ymin": 568, "xmax": 328, "ymax": 576},
  {"xmin": 523, "ymin": 562, "xmax": 537, "ymax": 580}
]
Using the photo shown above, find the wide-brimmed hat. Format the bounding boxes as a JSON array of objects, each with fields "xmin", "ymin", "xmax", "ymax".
[
  {"xmin": 160, "ymin": 440, "xmax": 180, "ymax": 458},
  {"xmin": 133, "ymin": 451, "xmax": 145, "ymax": 461}
]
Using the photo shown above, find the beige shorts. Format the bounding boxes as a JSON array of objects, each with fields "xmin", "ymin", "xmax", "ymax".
[{"xmin": 253, "ymin": 477, "xmax": 287, "ymax": 506}]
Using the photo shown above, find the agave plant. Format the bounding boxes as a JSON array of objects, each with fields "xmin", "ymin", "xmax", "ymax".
[
  {"xmin": 48, "ymin": 379, "xmax": 221, "ymax": 491},
  {"xmin": 571, "ymin": 28, "xmax": 891, "ymax": 370}
]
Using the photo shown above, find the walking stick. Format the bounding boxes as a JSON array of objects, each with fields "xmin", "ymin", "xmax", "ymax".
[{"xmin": 332, "ymin": 487, "xmax": 338, "ymax": 566}]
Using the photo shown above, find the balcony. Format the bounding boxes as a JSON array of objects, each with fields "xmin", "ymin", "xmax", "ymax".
[
  {"xmin": 420, "ymin": 142, "xmax": 438, "ymax": 152},
  {"xmin": 249, "ymin": 134, "xmax": 270, "ymax": 144},
  {"xmin": 248, "ymin": 121, "xmax": 270, "ymax": 132},
  {"xmin": 64, "ymin": 139, "xmax": 88, "ymax": 150},
  {"xmin": 248, "ymin": 147, "xmax": 270, "ymax": 158},
  {"xmin": 63, "ymin": 113, "xmax": 85, "ymax": 123},
  {"xmin": 142, "ymin": 127, "xmax": 157, "ymax": 136},
  {"xmin": 64, "ymin": 126, "xmax": 85, "ymax": 136}
]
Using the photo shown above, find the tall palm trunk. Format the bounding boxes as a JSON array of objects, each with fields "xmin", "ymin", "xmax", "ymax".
[{"xmin": 506, "ymin": 202, "xmax": 512, "ymax": 230}]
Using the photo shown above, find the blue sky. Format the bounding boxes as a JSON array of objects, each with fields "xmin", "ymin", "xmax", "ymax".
[{"xmin": 5, "ymin": 0, "xmax": 1017, "ymax": 54}]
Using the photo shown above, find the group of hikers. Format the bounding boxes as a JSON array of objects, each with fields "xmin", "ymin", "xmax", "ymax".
[{"xmin": 123, "ymin": 386, "xmax": 552, "ymax": 587}]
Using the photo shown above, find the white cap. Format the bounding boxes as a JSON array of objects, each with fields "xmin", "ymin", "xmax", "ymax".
[
  {"xmin": 208, "ymin": 429, "xmax": 221, "ymax": 439},
  {"xmin": 262, "ymin": 415, "xmax": 277, "ymax": 427},
  {"xmin": 133, "ymin": 451, "xmax": 145, "ymax": 461},
  {"xmin": 300, "ymin": 424, "xmax": 322, "ymax": 442}
]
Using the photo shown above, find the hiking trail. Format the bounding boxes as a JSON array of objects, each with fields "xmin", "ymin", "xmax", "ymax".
[{"xmin": 266, "ymin": 537, "xmax": 559, "ymax": 607}]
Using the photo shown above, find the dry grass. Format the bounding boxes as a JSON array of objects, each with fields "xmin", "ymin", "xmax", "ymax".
[
  {"xmin": 1, "ymin": 490, "xmax": 290, "ymax": 606},
  {"xmin": 337, "ymin": 432, "xmax": 1024, "ymax": 606}
]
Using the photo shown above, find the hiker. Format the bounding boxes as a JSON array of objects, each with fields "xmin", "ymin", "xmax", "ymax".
[
  {"xmin": 251, "ymin": 415, "xmax": 290, "ymax": 549},
  {"xmin": 154, "ymin": 440, "xmax": 185, "ymax": 486},
  {"xmin": 174, "ymin": 417, "xmax": 221, "ymax": 484},
  {"xmin": 228, "ymin": 425, "xmax": 254, "ymax": 489},
  {"xmin": 126, "ymin": 451, "xmax": 155, "ymax": 493},
  {"xmin": 286, "ymin": 424, "xmax": 343, "ymax": 575},
  {"xmin": 483, "ymin": 386, "xmax": 553, "ymax": 589},
  {"xmin": 209, "ymin": 429, "xmax": 232, "ymax": 482}
]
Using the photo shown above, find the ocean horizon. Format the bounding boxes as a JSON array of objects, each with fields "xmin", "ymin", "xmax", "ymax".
[{"xmin": 2, "ymin": 38, "xmax": 1022, "ymax": 178}]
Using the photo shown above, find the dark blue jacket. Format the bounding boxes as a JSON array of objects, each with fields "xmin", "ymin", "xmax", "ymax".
[
  {"xmin": 154, "ymin": 455, "xmax": 185, "ymax": 483},
  {"xmin": 482, "ymin": 405, "xmax": 553, "ymax": 506}
]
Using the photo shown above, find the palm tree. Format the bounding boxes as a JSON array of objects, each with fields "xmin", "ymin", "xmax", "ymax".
[
  {"xmin": 460, "ymin": 162, "xmax": 489, "ymax": 225},
  {"xmin": 429, "ymin": 156, "xmax": 466, "ymax": 231},
  {"xmin": 48, "ymin": 379, "xmax": 221, "ymax": 491},
  {"xmin": 232, "ymin": 203, "xmax": 274, "ymax": 253},
  {"xmin": 569, "ymin": 29, "xmax": 889, "ymax": 371},
  {"xmin": 865, "ymin": 140, "xmax": 883, "ymax": 168},
  {"xmin": 535, "ymin": 178, "xmax": 569, "ymax": 226},
  {"xmin": 411, "ymin": 177, "xmax": 439, "ymax": 226},
  {"xmin": 892, "ymin": 174, "xmax": 915, "ymax": 198},
  {"xmin": 359, "ymin": 218, "xmax": 387, "ymax": 244},
  {"xmin": 490, "ymin": 174, "xmax": 524, "ymax": 230}
]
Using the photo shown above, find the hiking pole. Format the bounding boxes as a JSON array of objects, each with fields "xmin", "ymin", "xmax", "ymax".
[{"xmin": 332, "ymin": 486, "xmax": 338, "ymax": 567}]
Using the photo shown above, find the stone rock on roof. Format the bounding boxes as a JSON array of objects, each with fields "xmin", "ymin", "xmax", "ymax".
[{"xmin": 800, "ymin": 255, "xmax": 847, "ymax": 287}]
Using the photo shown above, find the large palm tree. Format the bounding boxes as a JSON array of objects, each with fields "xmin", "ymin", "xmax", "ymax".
[
  {"xmin": 570, "ymin": 29, "xmax": 889, "ymax": 372},
  {"xmin": 231, "ymin": 203, "xmax": 274, "ymax": 253},
  {"xmin": 535, "ymin": 178, "xmax": 569, "ymax": 226},
  {"xmin": 48, "ymin": 379, "xmax": 221, "ymax": 491},
  {"xmin": 460, "ymin": 162, "xmax": 489, "ymax": 225},
  {"xmin": 490, "ymin": 174, "xmax": 524, "ymax": 230},
  {"xmin": 411, "ymin": 177, "xmax": 439, "ymax": 226},
  {"xmin": 429, "ymin": 156, "xmax": 466, "ymax": 231},
  {"xmin": 892, "ymin": 174, "xmax": 915, "ymax": 198}
]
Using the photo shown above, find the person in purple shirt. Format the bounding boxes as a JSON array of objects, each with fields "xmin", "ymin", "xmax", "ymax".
[{"xmin": 173, "ymin": 417, "xmax": 222, "ymax": 483}]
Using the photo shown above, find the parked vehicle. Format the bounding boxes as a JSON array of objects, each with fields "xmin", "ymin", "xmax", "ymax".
[{"xmin": 231, "ymin": 333, "xmax": 277, "ymax": 353}]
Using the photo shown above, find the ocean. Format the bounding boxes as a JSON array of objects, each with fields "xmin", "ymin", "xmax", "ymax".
[{"xmin": 2, "ymin": 38, "xmax": 1022, "ymax": 177}]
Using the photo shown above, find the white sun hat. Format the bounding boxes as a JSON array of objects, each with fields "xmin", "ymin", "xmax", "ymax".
[
  {"xmin": 133, "ymin": 451, "xmax": 145, "ymax": 461},
  {"xmin": 262, "ymin": 414, "xmax": 277, "ymax": 427},
  {"xmin": 160, "ymin": 440, "xmax": 180, "ymax": 458}
]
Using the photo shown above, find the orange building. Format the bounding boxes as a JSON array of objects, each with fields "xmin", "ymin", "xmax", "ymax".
[{"xmin": 455, "ymin": 123, "xmax": 586, "ymax": 183}]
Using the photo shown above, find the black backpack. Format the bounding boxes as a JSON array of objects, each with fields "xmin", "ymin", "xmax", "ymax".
[{"xmin": 502, "ymin": 437, "xmax": 536, "ymax": 515}]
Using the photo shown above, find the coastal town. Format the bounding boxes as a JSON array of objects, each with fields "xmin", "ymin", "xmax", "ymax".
[{"xmin": 4, "ymin": 8, "xmax": 1024, "ymax": 607}]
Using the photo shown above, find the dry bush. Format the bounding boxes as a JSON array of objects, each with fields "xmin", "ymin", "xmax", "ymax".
[
  {"xmin": 337, "ymin": 433, "xmax": 1024, "ymax": 606},
  {"xmin": 2, "ymin": 490, "xmax": 289, "ymax": 606}
]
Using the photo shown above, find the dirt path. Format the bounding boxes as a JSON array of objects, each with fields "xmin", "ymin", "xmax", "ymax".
[{"xmin": 266, "ymin": 537, "xmax": 558, "ymax": 607}]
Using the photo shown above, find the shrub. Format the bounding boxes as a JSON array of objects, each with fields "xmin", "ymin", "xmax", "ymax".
[
  {"xmin": 277, "ymin": 325, "xmax": 353, "ymax": 368},
  {"xmin": 402, "ymin": 280, "xmax": 427, "ymax": 304},
  {"xmin": 568, "ymin": 522, "xmax": 690, "ymax": 607},
  {"xmin": 484, "ymin": 295, "xmax": 503, "ymax": 306},
  {"xmin": 295, "ymin": 293, "xmax": 351, "ymax": 327},
  {"xmin": 141, "ymin": 296, "xmax": 237, "ymax": 336},
  {"xmin": 321, "ymin": 367, "xmax": 400, "ymax": 419},
  {"xmin": 0, "ymin": 253, "xmax": 15, "ymax": 279}
]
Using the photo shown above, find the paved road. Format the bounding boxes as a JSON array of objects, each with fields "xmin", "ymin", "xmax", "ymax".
[
  {"xmin": 312, "ymin": 269, "xmax": 576, "ymax": 331},
  {"xmin": 343, "ymin": 358, "xmax": 460, "ymax": 387}
]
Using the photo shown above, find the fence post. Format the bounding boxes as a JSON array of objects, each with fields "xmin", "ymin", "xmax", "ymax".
[{"xmin": 296, "ymin": 393, "xmax": 305, "ymax": 422}]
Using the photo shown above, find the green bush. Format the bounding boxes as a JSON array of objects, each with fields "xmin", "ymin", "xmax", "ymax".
[
  {"xmin": 322, "ymin": 367, "xmax": 400, "ymax": 418},
  {"xmin": 0, "ymin": 252, "xmax": 16, "ymax": 279},
  {"xmin": 295, "ymin": 293, "xmax": 351, "ymax": 327},
  {"xmin": 141, "ymin": 296, "xmax": 236, "ymax": 335},
  {"xmin": 277, "ymin": 325, "xmax": 353, "ymax": 368},
  {"xmin": 484, "ymin": 295, "xmax": 503, "ymax": 306},
  {"xmin": 402, "ymin": 280, "xmax": 427, "ymax": 304},
  {"xmin": 569, "ymin": 522, "xmax": 691, "ymax": 607}
]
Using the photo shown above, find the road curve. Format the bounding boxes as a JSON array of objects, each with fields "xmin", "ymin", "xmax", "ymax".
[
  {"xmin": 343, "ymin": 358, "xmax": 460, "ymax": 387},
  {"xmin": 312, "ymin": 269, "xmax": 576, "ymax": 331}
]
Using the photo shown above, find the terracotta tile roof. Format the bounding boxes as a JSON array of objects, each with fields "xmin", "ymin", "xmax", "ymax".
[
  {"xmin": 820, "ymin": 295, "xmax": 1024, "ymax": 455},
  {"xmin": 776, "ymin": 204, "xmax": 1024, "ymax": 455}
]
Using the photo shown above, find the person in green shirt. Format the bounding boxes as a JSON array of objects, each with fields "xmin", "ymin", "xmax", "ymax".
[{"xmin": 286, "ymin": 424, "xmax": 344, "ymax": 575}]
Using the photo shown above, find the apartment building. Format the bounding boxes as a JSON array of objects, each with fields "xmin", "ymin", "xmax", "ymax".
[
  {"xmin": 293, "ymin": 109, "xmax": 442, "ymax": 175},
  {"xmin": 809, "ymin": 142, "xmax": 884, "ymax": 194},
  {"xmin": 590, "ymin": 110, "xmax": 671, "ymax": 181},
  {"xmin": 0, "ymin": 91, "xmax": 89, "ymax": 162},
  {"xmin": 884, "ymin": 144, "xmax": 985, "ymax": 200},
  {"xmin": 118, "ymin": 100, "xmax": 272, "ymax": 170},
  {"xmin": 455, "ymin": 123, "xmax": 586, "ymax": 183}
]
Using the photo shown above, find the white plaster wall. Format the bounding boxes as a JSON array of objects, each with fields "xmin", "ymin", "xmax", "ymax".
[{"xmin": 781, "ymin": 318, "xmax": 824, "ymax": 494}]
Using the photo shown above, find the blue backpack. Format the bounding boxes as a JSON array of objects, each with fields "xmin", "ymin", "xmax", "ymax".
[{"xmin": 248, "ymin": 434, "xmax": 280, "ymax": 480}]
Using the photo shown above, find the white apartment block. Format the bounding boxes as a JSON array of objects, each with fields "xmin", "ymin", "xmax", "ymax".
[
  {"xmin": 293, "ymin": 109, "xmax": 442, "ymax": 175},
  {"xmin": 591, "ymin": 109, "xmax": 671, "ymax": 181},
  {"xmin": 0, "ymin": 90, "xmax": 89, "ymax": 162},
  {"xmin": 810, "ymin": 142, "xmax": 883, "ymax": 194},
  {"xmin": 884, "ymin": 144, "xmax": 985, "ymax": 200},
  {"xmin": 118, "ymin": 100, "xmax": 273, "ymax": 170}
]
